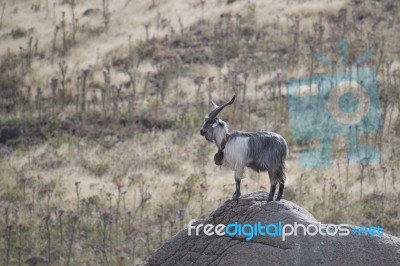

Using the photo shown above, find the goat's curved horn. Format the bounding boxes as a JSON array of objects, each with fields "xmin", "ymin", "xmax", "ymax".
[{"xmin": 208, "ymin": 95, "xmax": 236, "ymax": 118}]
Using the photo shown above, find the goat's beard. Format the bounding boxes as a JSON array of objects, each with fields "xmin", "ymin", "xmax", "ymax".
[{"xmin": 204, "ymin": 135, "xmax": 213, "ymax": 142}]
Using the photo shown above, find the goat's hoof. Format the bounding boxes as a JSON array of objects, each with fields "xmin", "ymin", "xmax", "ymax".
[
  {"xmin": 276, "ymin": 197, "xmax": 282, "ymax": 202},
  {"xmin": 267, "ymin": 198, "xmax": 273, "ymax": 203},
  {"xmin": 232, "ymin": 192, "xmax": 241, "ymax": 201}
]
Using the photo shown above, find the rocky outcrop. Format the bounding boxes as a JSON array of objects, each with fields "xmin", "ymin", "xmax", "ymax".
[{"xmin": 147, "ymin": 191, "xmax": 400, "ymax": 266}]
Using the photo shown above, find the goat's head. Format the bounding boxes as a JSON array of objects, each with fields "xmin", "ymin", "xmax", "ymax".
[{"xmin": 200, "ymin": 95, "xmax": 236, "ymax": 142}]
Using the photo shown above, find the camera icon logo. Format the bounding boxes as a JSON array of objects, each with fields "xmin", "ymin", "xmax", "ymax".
[{"xmin": 286, "ymin": 40, "xmax": 381, "ymax": 168}]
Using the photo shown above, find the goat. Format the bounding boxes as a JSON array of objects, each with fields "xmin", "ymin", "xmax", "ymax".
[{"xmin": 200, "ymin": 95, "xmax": 288, "ymax": 202}]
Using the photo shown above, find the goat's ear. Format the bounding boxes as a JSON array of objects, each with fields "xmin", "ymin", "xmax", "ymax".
[{"xmin": 212, "ymin": 118, "xmax": 221, "ymax": 128}]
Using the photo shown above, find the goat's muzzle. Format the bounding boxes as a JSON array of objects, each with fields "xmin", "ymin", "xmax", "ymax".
[{"xmin": 200, "ymin": 129, "xmax": 206, "ymax": 136}]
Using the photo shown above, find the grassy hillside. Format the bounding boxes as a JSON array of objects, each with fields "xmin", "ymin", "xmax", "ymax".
[{"xmin": 0, "ymin": 0, "xmax": 399, "ymax": 265}]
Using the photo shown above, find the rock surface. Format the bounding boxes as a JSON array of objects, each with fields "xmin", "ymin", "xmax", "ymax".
[{"xmin": 146, "ymin": 191, "xmax": 400, "ymax": 266}]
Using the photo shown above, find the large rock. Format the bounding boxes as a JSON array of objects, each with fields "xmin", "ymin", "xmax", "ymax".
[{"xmin": 146, "ymin": 191, "xmax": 400, "ymax": 266}]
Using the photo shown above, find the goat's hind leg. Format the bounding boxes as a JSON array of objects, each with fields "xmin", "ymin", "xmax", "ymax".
[
  {"xmin": 276, "ymin": 181, "xmax": 285, "ymax": 201},
  {"xmin": 267, "ymin": 183, "xmax": 277, "ymax": 202},
  {"xmin": 267, "ymin": 170, "xmax": 278, "ymax": 202},
  {"xmin": 276, "ymin": 168, "xmax": 286, "ymax": 201}
]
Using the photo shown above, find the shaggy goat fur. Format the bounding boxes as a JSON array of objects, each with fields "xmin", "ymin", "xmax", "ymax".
[{"xmin": 200, "ymin": 96, "xmax": 288, "ymax": 202}]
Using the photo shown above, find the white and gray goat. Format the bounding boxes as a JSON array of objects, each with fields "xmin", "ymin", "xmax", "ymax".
[{"xmin": 200, "ymin": 95, "xmax": 288, "ymax": 202}]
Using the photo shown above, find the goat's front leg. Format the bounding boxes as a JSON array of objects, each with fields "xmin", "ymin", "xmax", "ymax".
[
  {"xmin": 232, "ymin": 179, "xmax": 241, "ymax": 201},
  {"xmin": 232, "ymin": 169, "xmax": 244, "ymax": 202}
]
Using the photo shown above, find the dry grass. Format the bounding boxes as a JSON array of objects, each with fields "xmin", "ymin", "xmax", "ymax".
[{"xmin": 1, "ymin": 0, "xmax": 400, "ymax": 264}]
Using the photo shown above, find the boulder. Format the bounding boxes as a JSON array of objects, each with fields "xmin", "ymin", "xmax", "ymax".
[{"xmin": 147, "ymin": 191, "xmax": 400, "ymax": 266}]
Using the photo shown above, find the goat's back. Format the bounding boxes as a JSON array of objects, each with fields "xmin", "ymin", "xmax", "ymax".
[{"xmin": 229, "ymin": 131, "xmax": 288, "ymax": 173}]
